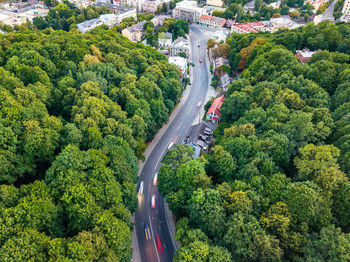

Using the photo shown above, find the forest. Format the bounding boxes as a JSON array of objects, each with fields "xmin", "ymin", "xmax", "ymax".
[
  {"xmin": 158, "ymin": 21, "xmax": 350, "ymax": 261},
  {"xmin": 0, "ymin": 26, "xmax": 183, "ymax": 260}
]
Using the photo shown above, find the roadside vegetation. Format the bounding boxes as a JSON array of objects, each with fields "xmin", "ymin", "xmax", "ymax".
[{"xmin": 158, "ymin": 21, "xmax": 350, "ymax": 261}]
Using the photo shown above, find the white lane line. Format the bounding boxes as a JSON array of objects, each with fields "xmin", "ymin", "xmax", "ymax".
[{"xmin": 149, "ymin": 215, "xmax": 160, "ymax": 262}]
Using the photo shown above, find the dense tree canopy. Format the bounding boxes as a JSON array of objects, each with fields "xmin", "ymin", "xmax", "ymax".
[
  {"xmin": 159, "ymin": 21, "xmax": 350, "ymax": 262},
  {"xmin": 0, "ymin": 25, "xmax": 183, "ymax": 260}
]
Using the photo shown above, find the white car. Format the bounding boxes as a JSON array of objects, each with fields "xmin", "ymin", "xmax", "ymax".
[
  {"xmin": 153, "ymin": 173, "xmax": 158, "ymax": 186},
  {"xmin": 197, "ymin": 101, "xmax": 202, "ymax": 108},
  {"xmin": 138, "ymin": 181, "xmax": 144, "ymax": 195},
  {"xmin": 151, "ymin": 194, "xmax": 156, "ymax": 208}
]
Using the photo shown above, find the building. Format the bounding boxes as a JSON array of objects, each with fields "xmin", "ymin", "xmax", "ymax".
[
  {"xmin": 212, "ymin": 16, "xmax": 226, "ymax": 27},
  {"xmin": 243, "ymin": 0, "xmax": 255, "ymax": 14},
  {"xmin": 220, "ymin": 73, "xmax": 231, "ymax": 91},
  {"xmin": 169, "ymin": 56, "xmax": 187, "ymax": 78},
  {"xmin": 305, "ymin": 0, "xmax": 327, "ymax": 13},
  {"xmin": 231, "ymin": 22, "xmax": 264, "ymax": 33},
  {"xmin": 173, "ymin": 1, "xmax": 205, "ymax": 23},
  {"xmin": 77, "ymin": 18, "xmax": 103, "ymax": 33},
  {"xmin": 151, "ymin": 15, "xmax": 167, "ymax": 27},
  {"xmin": 122, "ymin": 21, "xmax": 146, "ymax": 42},
  {"xmin": 170, "ymin": 37, "xmax": 190, "ymax": 57},
  {"xmin": 340, "ymin": 0, "xmax": 350, "ymax": 22},
  {"xmin": 267, "ymin": 17, "xmax": 300, "ymax": 32},
  {"xmin": 199, "ymin": 14, "xmax": 226, "ymax": 27},
  {"xmin": 206, "ymin": 0, "xmax": 224, "ymax": 7},
  {"xmin": 158, "ymin": 32, "xmax": 172, "ymax": 48},
  {"xmin": 126, "ymin": 0, "xmax": 145, "ymax": 11},
  {"xmin": 343, "ymin": 0, "xmax": 350, "ymax": 14},
  {"xmin": 268, "ymin": 0, "xmax": 281, "ymax": 9},
  {"xmin": 206, "ymin": 96, "xmax": 225, "ymax": 124},
  {"xmin": 295, "ymin": 49, "xmax": 316, "ymax": 63},
  {"xmin": 92, "ymin": 3, "xmax": 137, "ymax": 23},
  {"xmin": 143, "ymin": 0, "xmax": 161, "ymax": 14}
]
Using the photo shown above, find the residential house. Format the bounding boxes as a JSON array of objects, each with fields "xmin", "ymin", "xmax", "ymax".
[
  {"xmin": 225, "ymin": 19, "xmax": 235, "ymax": 28},
  {"xmin": 122, "ymin": 21, "xmax": 146, "ymax": 42},
  {"xmin": 243, "ymin": 0, "xmax": 255, "ymax": 14},
  {"xmin": 143, "ymin": 0, "xmax": 161, "ymax": 14},
  {"xmin": 77, "ymin": 18, "xmax": 103, "ymax": 33},
  {"xmin": 184, "ymin": 122, "xmax": 216, "ymax": 152},
  {"xmin": 266, "ymin": 17, "xmax": 300, "ymax": 32},
  {"xmin": 169, "ymin": 56, "xmax": 187, "ymax": 78},
  {"xmin": 170, "ymin": 37, "xmax": 190, "ymax": 57},
  {"xmin": 173, "ymin": 1, "xmax": 205, "ymax": 23},
  {"xmin": 206, "ymin": 96, "xmax": 225, "ymax": 124},
  {"xmin": 158, "ymin": 32, "xmax": 172, "ymax": 48},
  {"xmin": 214, "ymin": 57, "xmax": 230, "ymax": 75},
  {"xmin": 151, "ymin": 15, "xmax": 167, "ymax": 27},
  {"xmin": 211, "ymin": 16, "xmax": 226, "ymax": 27},
  {"xmin": 231, "ymin": 21, "xmax": 264, "ymax": 34},
  {"xmin": 199, "ymin": 14, "xmax": 212, "ymax": 26},
  {"xmin": 295, "ymin": 49, "xmax": 316, "ymax": 63},
  {"xmin": 267, "ymin": 0, "xmax": 281, "ymax": 9},
  {"xmin": 206, "ymin": 0, "xmax": 224, "ymax": 7},
  {"xmin": 220, "ymin": 73, "xmax": 231, "ymax": 91}
]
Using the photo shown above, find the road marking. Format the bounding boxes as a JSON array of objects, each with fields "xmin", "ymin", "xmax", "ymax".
[{"xmin": 149, "ymin": 215, "xmax": 160, "ymax": 262}]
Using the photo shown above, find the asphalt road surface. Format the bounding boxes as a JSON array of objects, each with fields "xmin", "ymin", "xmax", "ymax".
[{"xmin": 134, "ymin": 25, "xmax": 210, "ymax": 262}]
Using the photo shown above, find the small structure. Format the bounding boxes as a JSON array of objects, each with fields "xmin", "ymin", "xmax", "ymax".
[
  {"xmin": 170, "ymin": 37, "xmax": 190, "ymax": 57},
  {"xmin": 206, "ymin": 96, "xmax": 225, "ymax": 124},
  {"xmin": 122, "ymin": 21, "xmax": 146, "ymax": 42},
  {"xmin": 295, "ymin": 49, "xmax": 316, "ymax": 63},
  {"xmin": 169, "ymin": 56, "xmax": 187, "ymax": 78}
]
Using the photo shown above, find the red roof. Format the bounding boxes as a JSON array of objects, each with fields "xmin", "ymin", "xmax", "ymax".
[
  {"xmin": 232, "ymin": 22, "xmax": 264, "ymax": 33},
  {"xmin": 207, "ymin": 96, "xmax": 225, "ymax": 118},
  {"xmin": 200, "ymin": 15, "xmax": 213, "ymax": 21}
]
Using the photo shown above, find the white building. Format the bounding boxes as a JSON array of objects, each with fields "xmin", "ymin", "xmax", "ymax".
[
  {"xmin": 77, "ymin": 8, "xmax": 136, "ymax": 33},
  {"xmin": 158, "ymin": 32, "xmax": 172, "ymax": 48},
  {"xmin": 206, "ymin": 0, "xmax": 224, "ymax": 7},
  {"xmin": 340, "ymin": 0, "xmax": 350, "ymax": 22},
  {"xmin": 122, "ymin": 21, "xmax": 146, "ymax": 42},
  {"xmin": 173, "ymin": 1, "xmax": 205, "ymax": 23},
  {"xmin": 170, "ymin": 37, "xmax": 190, "ymax": 57},
  {"xmin": 143, "ymin": 0, "xmax": 162, "ymax": 14},
  {"xmin": 169, "ymin": 56, "xmax": 187, "ymax": 78},
  {"xmin": 126, "ymin": 0, "xmax": 145, "ymax": 11}
]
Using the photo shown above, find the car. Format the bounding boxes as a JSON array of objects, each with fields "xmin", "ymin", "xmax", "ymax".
[
  {"xmin": 138, "ymin": 181, "xmax": 144, "ymax": 195},
  {"xmin": 199, "ymin": 59, "xmax": 203, "ymax": 63},
  {"xmin": 153, "ymin": 173, "xmax": 158, "ymax": 186},
  {"xmin": 155, "ymin": 234, "xmax": 164, "ymax": 254},
  {"xmin": 145, "ymin": 224, "xmax": 151, "ymax": 240},
  {"xmin": 168, "ymin": 141, "xmax": 174, "ymax": 149},
  {"xmin": 197, "ymin": 101, "xmax": 202, "ymax": 108},
  {"xmin": 151, "ymin": 194, "xmax": 155, "ymax": 208},
  {"xmin": 198, "ymin": 44, "xmax": 200, "ymax": 47}
]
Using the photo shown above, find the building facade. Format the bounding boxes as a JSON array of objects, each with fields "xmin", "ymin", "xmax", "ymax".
[
  {"xmin": 170, "ymin": 37, "xmax": 190, "ymax": 57},
  {"xmin": 173, "ymin": 1, "xmax": 205, "ymax": 23},
  {"xmin": 206, "ymin": 96, "xmax": 225, "ymax": 124},
  {"xmin": 122, "ymin": 21, "xmax": 146, "ymax": 42}
]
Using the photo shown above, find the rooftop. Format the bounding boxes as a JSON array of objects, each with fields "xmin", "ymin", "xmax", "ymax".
[
  {"xmin": 168, "ymin": 56, "xmax": 187, "ymax": 72},
  {"xmin": 207, "ymin": 96, "xmax": 225, "ymax": 117},
  {"xmin": 296, "ymin": 49, "xmax": 316, "ymax": 58}
]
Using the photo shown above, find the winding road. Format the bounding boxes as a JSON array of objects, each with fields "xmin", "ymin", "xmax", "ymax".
[{"xmin": 134, "ymin": 25, "xmax": 211, "ymax": 262}]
